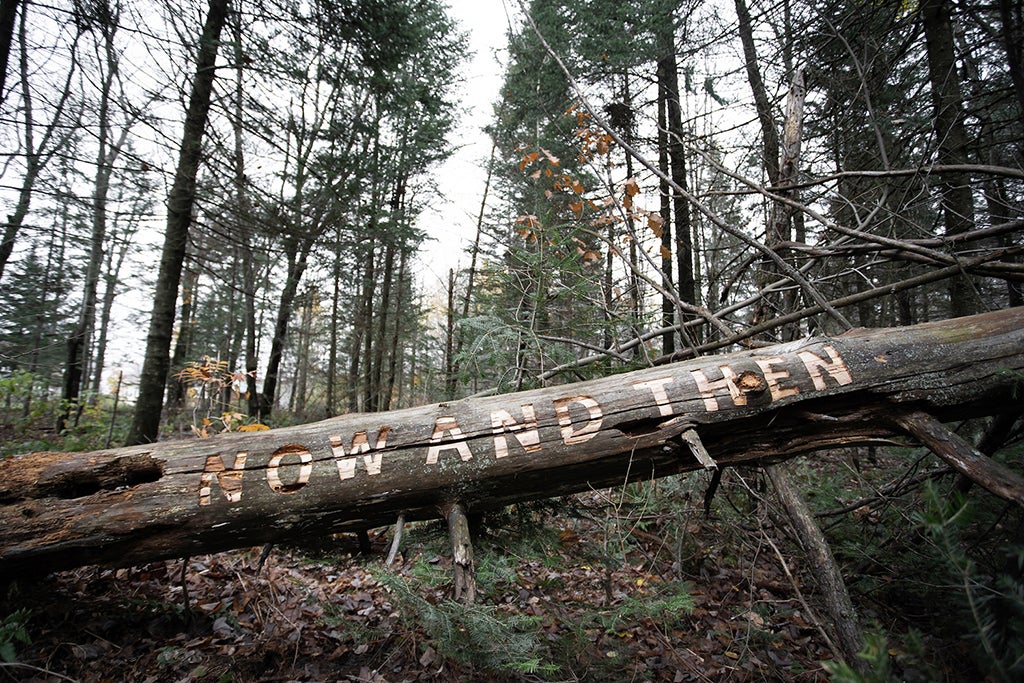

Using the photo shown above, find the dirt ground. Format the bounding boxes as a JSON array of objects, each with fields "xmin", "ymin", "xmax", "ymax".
[{"xmin": 0, "ymin": 469, "xmax": 995, "ymax": 682}]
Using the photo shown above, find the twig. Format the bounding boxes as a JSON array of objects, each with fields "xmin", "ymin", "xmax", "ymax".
[
  {"xmin": 0, "ymin": 662, "xmax": 80, "ymax": 682},
  {"xmin": 760, "ymin": 528, "xmax": 842, "ymax": 662},
  {"xmin": 104, "ymin": 370, "xmax": 123, "ymax": 449},
  {"xmin": 516, "ymin": 0, "xmax": 851, "ymax": 332}
]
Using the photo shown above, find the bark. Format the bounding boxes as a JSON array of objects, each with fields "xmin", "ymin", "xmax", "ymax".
[
  {"xmin": 0, "ymin": 7, "xmax": 82, "ymax": 284},
  {"xmin": 382, "ymin": 248, "xmax": 407, "ymax": 412},
  {"xmin": 260, "ymin": 235, "xmax": 315, "ymax": 418},
  {"xmin": 0, "ymin": 0, "xmax": 18, "ymax": 103},
  {"xmin": 656, "ymin": 59, "xmax": 674, "ymax": 356},
  {"xmin": 229, "ymin": 4, "xmax": 259, "ymax": 420},
  {"xmin": 326, "ymin": 228, "xmax": 343, "ymax": 418},
  {"xmin": 347, "ymin": 244, "xmax": 370, "ymax": 413},
  {"xmin": 385, "ymin": 513, "xmax": 406, "ymax": 566},
  {"xmin": 753, "ymin": 70, "xmax": 806, "ymax": 339},
  {"xmin": 998, "ymin": 0, "xmax": 1024, "ymax": 118},
  {"xmin": 127, "ymin": 0, "xmax": 229, "ymax": 444},
  {"xmin": 165, "ymin": 267, "xmax": 199, "ymax": 413},
  {"xmin": 1, "ymin": 308, "xmax": 1022, "ymax": 578},
  {"xmin": 892, "ymin": 409, "xmax": 1024, "ymax": 505},
  {"xmin": 735, "ymin": 0, "xmax": 781, "ymax": 186},
  {"xmin": 370, "ymin": 241, "xmax": 397, "ymax": 411},
  {"xmin": 446, "ymin": 503, "xmax": 476, "ymax": 603},
  {"xmin": 445, "ymin": 268, "xmax": 456, "ymax": 400},
  {"xmin": 293, "ymin": 288, "xmax": 314, "ymax": 418},
  {"xmin": 620, "ymin": 77, "xmax": 642, "ymax": 343},
  {"xmin": 90, "ymin": 229, "xmax": 133, "ymax": 398},
  {"xmin": 768, "ymin": 465, "xmax": 865, "ymax": 670},
  {"xmin": 61, "ymin": 13, "xmax": 132, "ymax": 428},
  {"xmin": 920, "ymin": 0, "xmax": 977, "ymax": 316},
  {"xmin": 661, "ymin": 34, "xmax": 695, "ymax": 315},
  {"xmin": 243, "ymin": 247, "xmax": 260, "ymax": 417}
]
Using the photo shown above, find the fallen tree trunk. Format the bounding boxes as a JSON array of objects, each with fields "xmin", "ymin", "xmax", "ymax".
[{"xmin": 1, "ymin": 308, "xmax": 1023, "ymax": 578}]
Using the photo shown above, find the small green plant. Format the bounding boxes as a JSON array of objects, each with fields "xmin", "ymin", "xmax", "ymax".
[
  {"xmin": 822, "ymin": 631, "xmax": 893, "ymax": 683},
  {"xmin": 914, "ymin": 482, "xmax": 1024, "ymax": 682},
  {"xmin": 377, "ymin": 572, "xmax": 559, "ymax": 677},
  {"xmin": 0, "ymin": 608, "xmax": 31, "ymax": 663},
  {"xmin": 597, "ymin": 581, "xmax": 694, "ymax": 635}
]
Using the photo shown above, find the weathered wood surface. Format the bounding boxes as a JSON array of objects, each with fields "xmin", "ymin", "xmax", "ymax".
[{"xmin": 1, "ymin": 308, "xmax": 1023, "ymax": 578}]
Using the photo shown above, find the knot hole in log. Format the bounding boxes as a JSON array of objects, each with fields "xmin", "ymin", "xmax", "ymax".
[{"xmin": 33, "ymin": 454, "xmax": 164, "ymax": 501}]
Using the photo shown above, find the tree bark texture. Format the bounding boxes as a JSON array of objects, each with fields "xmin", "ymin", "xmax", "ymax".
[
  {"xmin": 767, "ymin": 464, "xmax": 864, "ymax": 669},
  {"xmin": 446, "ymin": 503, "xmax": 477, "ymax": 603},
  {"xmin": 920, "ymin": 0, "xmax": 978, "ymax": 316},
  {"xmin": 127, "ymin": 0, "xmax": 229, "ymax": 444},
  {"xmin": 0, "ymin": 0, "xmax": 18, "ymax": 105},
  {"xmin": 2, "ymin": 308, "xmax": 1023, "ymax": 578}
]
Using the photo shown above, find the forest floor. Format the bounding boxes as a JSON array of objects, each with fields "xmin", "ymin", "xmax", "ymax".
[{"xmin": 0, "ymin": 450, "xmax": 1012, "ymax": 682}]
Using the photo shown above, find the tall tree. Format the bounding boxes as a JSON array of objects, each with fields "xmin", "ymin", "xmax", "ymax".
[
  {"xmin": 0, "ymin": 0, "xmax": 18, "ymax": 103},
  {"xmin": 127, "ymin": 0, "xmax": 230, "ymax": 444},
  {"xmin": 920, "ymin": 0, "xmax": 978, "ymax": 316},
  {"xmin": 60, "ymin": 0, "xmax": 140, "ymax": 431},
  {"xmin": 0, "ymin": 3, "xmax": 83, "ymax": 283}
]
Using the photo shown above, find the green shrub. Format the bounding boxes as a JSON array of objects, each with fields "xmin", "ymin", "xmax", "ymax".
[
  {"xmin": 0, "ymin": 608, "xmax": 31, "ymax": 663},
  {"xmin": 377, "ymin": 572, "xmax": 558, "ymax": 677}
]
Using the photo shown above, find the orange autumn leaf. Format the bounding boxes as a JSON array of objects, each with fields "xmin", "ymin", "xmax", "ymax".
[
  {"xmin": 519, "ymin": 150, "xmax": 539, "ymax": 171},
  {"xmin": 648, "ymin": 212, "xmax": 665, "ymax": 238},
  {"xmin": 624, "ymin": 177, "xmax": 640, "ymax": 197}
]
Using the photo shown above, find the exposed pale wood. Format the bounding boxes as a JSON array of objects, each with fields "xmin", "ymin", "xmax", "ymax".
[
  {"xmin": 385, "ymin": 513, "xmax": 405, "ymax": 567},
  {"xmin": 678, "ymin": 426, "xmax": 717, "ymax": 470},
  {"xmin": 891, "ymin": 409, "xmax": 1024, "ymax": 506},
  {"xmin": 0, "ymin": 309, "xmax": 1022, "ymax": 578}
]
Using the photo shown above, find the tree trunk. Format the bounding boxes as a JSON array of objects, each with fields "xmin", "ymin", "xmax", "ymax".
[
  {"xmin": 347, "ymin": 246, "xmax": 369, "ymax": 413},
  {"xmin": 359, "ymin": 235, "xmax": 378, "ymax": 410},
  {"xmin": 0, "ymin": 6, "xmax": 81, "ymax": 284},
  {"xmin": 370, "ymin": 241, "xmax": 396, "ymax": 411},
  {"xmin": 89, "ymin": 231, "xmax": 133, "ymax": 399},
  {"xmin": 0, "ymin": 0, "xmax": 18, "ymax": 105},
  {"xmin": 656, "ymin": 55, "xmax": 675, "ymax": 356},
  {"xmin": 767, "ymin": 464, "xmax": 864, "ymax": 669},
  {"xmin": 294, "ymin": 288, "xmax": 315, "ymax": 419},
  {"xmin": 326, "ymin": 227, "xmax": 343, "ymax": 418},
  {"xmin": 383, "ymin": 247, "xmax": 407, "ymax": 412},
  {"xmin": 735, "ymin": 0, "xmax": 781, "ymax": 186},
  {"xmin": 260, "ymin": 236, "xmax": 314, "ymax": 418},
  {"xmin": 660, "ymin": 31, "xmax": 695, "ymax": 318},
  {"xmin": 60, "ymin": 13, "xmax": 129, "ymax": 429},
  {"xmin": 127, "ymin": 0, "xmax": 230, "ymax": 445},
  {"xmin": 998, "ymin": 0, "xmax": 1024, "ymax": 118},
  {"xmin": 243, "ymin": 246, "xmax": 260, "ymax": 418},
  {"xmin": 165, "ymin": 267, "xmax": 199, "ymax": 414},
  {"xmin": 755, "ymin": 69, "xmax": 806, "ymax": 339},
  {"xmin": 1, "ymin": 308, "xmax": 1022, "ymax": 578},
  {"xmin": 920, "ymin": 0, "xmax": 977, "ymax": 317},
  {"xmin": 445, "ymin": 268, "xmax": 456, "ymax": 400}
]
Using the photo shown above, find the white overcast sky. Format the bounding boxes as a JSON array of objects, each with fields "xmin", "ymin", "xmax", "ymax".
[{"xmin": 415, "ymin": 0, "xmax": 517, "ymax": 291}]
